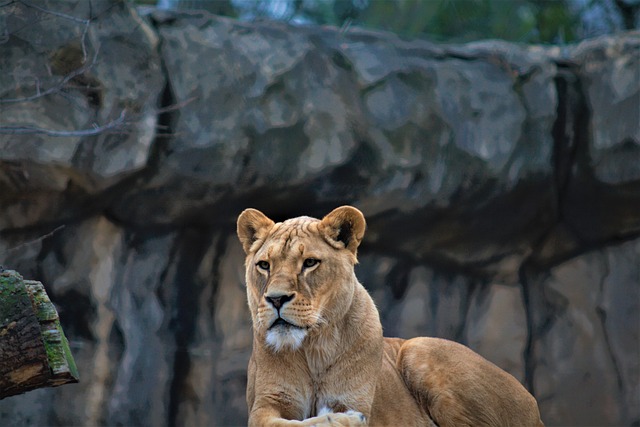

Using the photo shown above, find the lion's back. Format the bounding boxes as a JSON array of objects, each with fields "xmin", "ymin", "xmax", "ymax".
[{"xmin": 390, "ymin": 337, "xmax": 544, "ymax": 427}]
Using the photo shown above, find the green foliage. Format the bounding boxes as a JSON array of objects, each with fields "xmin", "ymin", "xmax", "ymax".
[
  {"xmin": 353, "ymin": 0, "xmax": 580, "ymax": 43},
  {"xmin": 137, "ymin": 0, "xmax": 638, "ymax": 43}
]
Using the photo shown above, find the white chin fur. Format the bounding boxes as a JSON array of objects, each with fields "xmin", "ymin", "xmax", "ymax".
[
  {"xmin": 265, "ymin": 326, "xmax": 307, "ymax": 352},
  {"xmin": 317, "ymin": 406, "xmax": 332, "ymax": 416}
]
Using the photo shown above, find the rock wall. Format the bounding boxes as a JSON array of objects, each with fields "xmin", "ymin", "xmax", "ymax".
[{"xmin": 0, "ymin": 1, "xmax": 638, "ymax": 425}]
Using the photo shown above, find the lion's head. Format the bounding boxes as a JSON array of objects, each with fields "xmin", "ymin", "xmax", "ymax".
[{"xmin": 237, "ymin": 206, "xmax": 366, "ymax": 352}]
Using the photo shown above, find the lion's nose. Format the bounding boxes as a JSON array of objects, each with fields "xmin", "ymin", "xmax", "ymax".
[{"xmin": 265, "ymin": 293, "xmax": 294, "ymax": 310}]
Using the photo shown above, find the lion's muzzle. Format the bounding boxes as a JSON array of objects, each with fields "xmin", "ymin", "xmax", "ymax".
[{"xmin": 265, "ymin": 292, "xmax": 294, "ymax": 310}]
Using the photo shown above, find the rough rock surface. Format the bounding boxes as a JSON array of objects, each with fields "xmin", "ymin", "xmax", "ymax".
[
  {"xmin": 0, "ymin": 0, "xmax": 164, "ymax": 229},
  {"xmin": 0, "ymin": 1, "xmax": 638, "ymax": 426},
  {"xmin": 528, "ymin": 239, "xmax": 640, "ymax": 426}
]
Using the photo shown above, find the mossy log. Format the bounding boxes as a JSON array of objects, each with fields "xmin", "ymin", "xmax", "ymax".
[{"xmin": 0, "ymin": 269, "xmax": 78, "ymax": 399}]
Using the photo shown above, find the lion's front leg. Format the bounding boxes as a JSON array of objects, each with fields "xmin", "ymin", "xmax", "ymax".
[
  {"xmin": 249, "ymin": 408, "xmax": 366, "ymax": 427},
  {"xmin": 299, "ymin": 409, "xmax": 367, "ymax": 427}
]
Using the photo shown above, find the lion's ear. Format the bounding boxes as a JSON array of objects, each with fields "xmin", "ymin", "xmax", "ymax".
[
  {"xmin": 237, "ymin": 208, "xmax": 275, "ymax": 254},
  {"xmin": 320, "ymin": 206, "xmax": 366, "ymax": 255}
]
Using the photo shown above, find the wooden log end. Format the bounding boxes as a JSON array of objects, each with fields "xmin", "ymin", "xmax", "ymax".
[{"xmin": 0, "ymin": 270, "xmax": 79, "ymax": 399}]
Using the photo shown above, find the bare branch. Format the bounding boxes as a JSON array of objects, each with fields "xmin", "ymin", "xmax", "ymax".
[
  {"xmin": 19, "ymin": 0, "xmax": 89, "ymax": 25},
  {"xmin": 3, "ymin": 225, "xmax": 66, "ymax": 256},
  {"xmin": 0, "ymin": 110, "xmax": 127, "ymax": 137},
  {"xmin": 0, "ymin": 45, "xmax": 100, "ymax": 104},
  {"xmin": 156, "ymin": 96, "xmax": 198, "ymax": 114},
  {"xmin": 0, "ymin": 95, "xmax": 197, "ymax": 138},
  {"xmin": 17, "ymin": 0, "xmax": 117, "ymax": 63},
  {"xmin": 80, "ymin": 12, "xmax": 90, "ymax": 61},
  {"xmin": 0, "ymin": 1, "xmax": 15, "ymax": 44},
  {"xmin": 5, "ymin": 1, "xmax": 151, "ymax": 99}
]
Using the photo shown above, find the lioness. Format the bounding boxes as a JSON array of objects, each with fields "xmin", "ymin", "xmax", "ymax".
[{"xmin": 237, "ymin": 206, "xmax": 543, "ymax": 427}]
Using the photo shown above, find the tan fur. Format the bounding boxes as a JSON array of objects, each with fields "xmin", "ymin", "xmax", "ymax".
[{"xmin": 237, "ymin": 206, "xmax": 544, "ymax": 427}]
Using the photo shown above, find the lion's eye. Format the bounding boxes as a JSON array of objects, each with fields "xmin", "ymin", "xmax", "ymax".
[
  {"xmin": 303, "ymin": 258, "xmax": 320, "ymax": 269},
  {"xmin": 256, "ymin": 260, "xmax": 270, "ymax": 271}
]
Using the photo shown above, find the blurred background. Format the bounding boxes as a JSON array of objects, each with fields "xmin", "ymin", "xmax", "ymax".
[
  {"xmin": 0, "ymin": 0, "xmax": 638, "ymax": 425},
  {"xmin": 149, "ymin": 0, "xmax": 639, "ymax": 43}
]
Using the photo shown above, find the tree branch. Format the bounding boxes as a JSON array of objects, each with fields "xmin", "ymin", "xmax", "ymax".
[
  {"xmin": 0, "ymin": 109, "xmax": 127, "ymax": 136},
  {"xmin": 19, "ymin": 0, "xmax": 92, "ymax": 58},
  {"xmin": 0, "ymin": 46, "xmax": 101, "ymax": 104},
  {"xmin": 3, "ymin": 225, "xmax": 66, "ymax": 256}
]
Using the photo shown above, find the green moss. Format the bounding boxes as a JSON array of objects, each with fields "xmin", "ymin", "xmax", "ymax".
[
  {"xmin": 0, "ymin": 270, "xmax": 78, "ymax": 386},
  {"xmin": 44, "ymin": 335, "xmax": 59, "ymax": 365},
  {"xmin": 25, "ymin": 280, "xmax": 58, "ymax": 322},
  {"xmin": 41, "ymin": 323, "xmax": 74, "ymax": 374},
  {"xmin": 40, "ymin": 321, "xmax": 79, "ymax": 382},
  {"xmin": 38, "ymin": 295, "xmax": 78, "ymax": 379},
  {"xmin": 0, "ymin": 271, "xmax": 29, "ymax": 322},
  {"xmin": 24, "ymin": 280, "xmax": 80, "ymax": 382},
  {"xmin": 60, "ymin": 326, "xmax": 79, "ymax": 379}
]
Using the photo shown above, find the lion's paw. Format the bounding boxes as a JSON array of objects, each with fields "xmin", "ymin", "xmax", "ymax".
[{"xmin": 302, "ymin": 410, "xmax": 366, "ymax": 427}]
